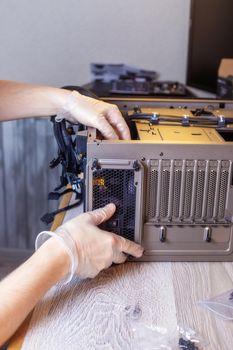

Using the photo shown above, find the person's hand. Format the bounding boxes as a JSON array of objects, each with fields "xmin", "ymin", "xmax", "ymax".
[
  {"xmin": 58, "ymin": 203, "xmax": 143, "ymax": 278},
  {"xmin": 63, "ymin": 91, "xmax": 131, "ymax": 140}
]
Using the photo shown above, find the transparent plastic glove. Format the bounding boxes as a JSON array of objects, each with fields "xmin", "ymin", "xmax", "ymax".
[
  {"xmin": 35, "ymin": 229, "xmax": 78, "ymax": 285},
  {"xmin": 58, "ymin": 203, "xmax": 143, "ymax": 279},
  {"xmin": 35, "ymin": 203, "xmax": 143, "ymax": 282},
  {"xmin": 56, "ymin": 90, "xmax": 131, "ymax": 140}
]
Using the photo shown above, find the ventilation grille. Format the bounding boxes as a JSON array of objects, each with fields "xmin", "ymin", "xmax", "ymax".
[
  {"xmin": 92, "ymin": 168, "xmax": 136, "ymax": 240},
  {"xmin": 146, "ymin": 159, "xmax": 232, "ymax": 223}
]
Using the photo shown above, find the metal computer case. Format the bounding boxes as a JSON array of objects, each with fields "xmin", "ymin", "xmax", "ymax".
[{"xmin": 85, "ymin": 98, "xmax": 233, "ymax": 261}]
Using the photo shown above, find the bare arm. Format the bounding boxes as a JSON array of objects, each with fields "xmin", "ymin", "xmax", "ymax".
[
  {"xmin": 0, "ymin": 80, "xmax": 69, "ymax": 121},
  {"xmin": 0, "ymin": 238, "xmax": 69, "ymax": 346}
]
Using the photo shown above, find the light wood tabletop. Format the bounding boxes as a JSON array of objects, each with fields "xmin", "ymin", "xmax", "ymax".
[{"xmin": 8, "ymin": 192, "xmax": 233, "ymax": 350}]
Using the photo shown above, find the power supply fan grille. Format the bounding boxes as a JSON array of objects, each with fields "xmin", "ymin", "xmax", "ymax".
[{"xmin": 92, "ymin": 168, "xmax": 136, "ymax": 241}]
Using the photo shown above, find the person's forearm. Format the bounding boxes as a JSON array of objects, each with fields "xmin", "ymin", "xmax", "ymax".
[
  {"xmin": 0, "ymin": 238, "xmax": 69, "ymax": 346},
  {"xmin": 0, "ymin": 79, "xmax": 131, "ymax": 140},
  {"xmin": 0, "ymin": 80, "xmax": 70, "ymax": 121}
]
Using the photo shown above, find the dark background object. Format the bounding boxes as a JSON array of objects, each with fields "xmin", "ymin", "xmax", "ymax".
[
  {"xmin": 83, "ymin": 80, "xmax": 194, "ymax": 98},
  {"xmin": 187, "ymin": 0, "xmax": 233, "ymax": 93},
  {"xmin": 217, "ymin": 76, "xmax": 233, "ymax": 99}
]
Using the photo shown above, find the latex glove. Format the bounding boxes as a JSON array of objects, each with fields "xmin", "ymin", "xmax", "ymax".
[
  {"xmin": 59, "ymin": 203, "xmax": 143, "ymax": 278},
  {"xmin": 60, "ymin": 90, "xmax": 131, "ymax": 140}
]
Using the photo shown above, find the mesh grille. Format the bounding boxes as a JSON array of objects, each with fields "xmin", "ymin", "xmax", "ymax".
[
  {"xmin": 206, "ymin": 169, "xmax": 217, "ymax": 218},
  {"xmin": 195, "ymin": 169, "xmax": 205, "ymax": 218},
  {"xmin": 146, "ymin": 169, "xmax": 158, "ymax": 218},
  {"xmin": 146, "ymin": 159, "xmax": 231, "ymax": 223},
  {"xmin": 92, "ymin": 168, "xmax": 136, "ymax": 240},
  {"xmin": 160, "ymin": 169, "xmax": 170, "ymax": 217},
  {"xmin": 172, "ymin": 169, "xmax": 182, "ymax": 218},
  {"xmin": 183, "ymin": 169, "xmax": 194, "ymax": 218},
  {"xmin": 218, "ymin": 170, "xmax": 229, "ymax": 218}
]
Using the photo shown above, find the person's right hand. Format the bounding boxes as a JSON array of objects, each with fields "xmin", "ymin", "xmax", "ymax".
[{"xmin": 58, "ymin": 203, "xmax": 144, "ymax": 278}]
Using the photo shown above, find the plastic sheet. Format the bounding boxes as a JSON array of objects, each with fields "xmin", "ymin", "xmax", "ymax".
[
  {"xmin": 124, "ymin": 304, "xmax": 207, "ymax": 349},
  {"xmin": 197, "ymin": 289, "xmax": 233, "ymax": 320}
]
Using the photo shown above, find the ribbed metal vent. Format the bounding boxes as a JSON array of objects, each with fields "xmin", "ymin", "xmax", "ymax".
[
  {"xmin": 146, "ymin": 169, "xmax": 158, "ymax": 218},
  {"xmin": 92, "ymin": 168, "xmax": 136, "ymax": 240},
  {"xmin": 172, "ymin": 169, "xmax": 182, "ymax": 218},
  {"xmin": 206, "ymin": 169, "xmax": 217, "ymax": 218},
  {"xmin": 146, "ymin": 159, "xmax": 232, "ymax": 224},
  {"xmin": 195, "ymin": 168, "xmax": 205, "ymax": 218},
  {"xmin": 218, "ymin": 169, "xmax": 229, "ymax": 219},
  {"xmin": 160, "ymin": 169, "xmax": 170, "ymax": 217},
  {"xmin": 183, "ymin": 169, "xmax": 194, "ymax": 218}
]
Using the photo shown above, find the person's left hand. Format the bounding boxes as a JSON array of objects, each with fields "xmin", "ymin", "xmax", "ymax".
[{"xmin": 63, "ymin": 91, "xmax": 131, "ymax": 140}]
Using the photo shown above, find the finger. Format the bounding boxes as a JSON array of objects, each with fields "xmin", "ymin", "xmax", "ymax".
[
  {"xmin": 106, "ymin": 106, "xmax": 131, "ymax": 140},
  {"xmin": 112, "ymin": 251, "xmax": 127, "ymax": 264},
  {"xmin": 87, "ymin": 203, "xmax": 116, "ymax": 225},
  {"xmin": 96, "ymin": 115, "xmax": 119, "ymax": 140},
  {"xmin": 115, "ymin": 235, "xmax": 144, "ymax": 258}
]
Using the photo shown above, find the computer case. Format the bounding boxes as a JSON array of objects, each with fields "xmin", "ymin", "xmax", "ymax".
[{"xmin": 85, "ymin": 98, "xmax": 233, "ymax": 261}]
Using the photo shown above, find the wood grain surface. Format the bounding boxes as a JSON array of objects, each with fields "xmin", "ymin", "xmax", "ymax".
[
  {"xmin": 9, "ymin": 195, "xmax": 233, "ymax": 350},
  {"xmin": 19, "ymin": 260, "xmax": 233, "ymax": 350}
]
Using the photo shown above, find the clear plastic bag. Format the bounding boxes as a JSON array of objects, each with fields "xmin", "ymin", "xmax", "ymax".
[
  {"xmin": 197, "ymin": 289, "xmax": 233, "ymax": 320},
  {"xmin": 124, "ymin": 304, "xmax": 207, "ymax": 349}
]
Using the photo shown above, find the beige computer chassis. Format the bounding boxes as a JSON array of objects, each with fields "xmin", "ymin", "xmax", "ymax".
[{"xmin": 85, "ymin": 98, "xmax": 233, "ymax": 261}]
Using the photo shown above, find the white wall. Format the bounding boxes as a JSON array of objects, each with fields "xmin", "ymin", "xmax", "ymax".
[
  {"xmin": 0, "ymin": 0, "xmax": 191, "ymax": 87},
  {"xmin": 0, "ymin": 0, "xmax": 192, "ymax": 248}
]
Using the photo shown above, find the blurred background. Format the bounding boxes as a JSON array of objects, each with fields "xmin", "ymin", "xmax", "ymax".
[{"xmin": 0, "ymin": 0, "xmax": 190, "ymax": 86}]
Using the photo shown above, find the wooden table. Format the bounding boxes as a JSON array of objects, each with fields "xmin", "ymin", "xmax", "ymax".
[{"xmin": 8, "ymin": 192, "xmax": 233, "ymax": 349}]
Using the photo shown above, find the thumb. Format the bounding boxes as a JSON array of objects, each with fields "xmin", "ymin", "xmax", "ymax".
[{"xmin": 88, "ymin": 203, "xmax": 116, "ymax": 225}]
